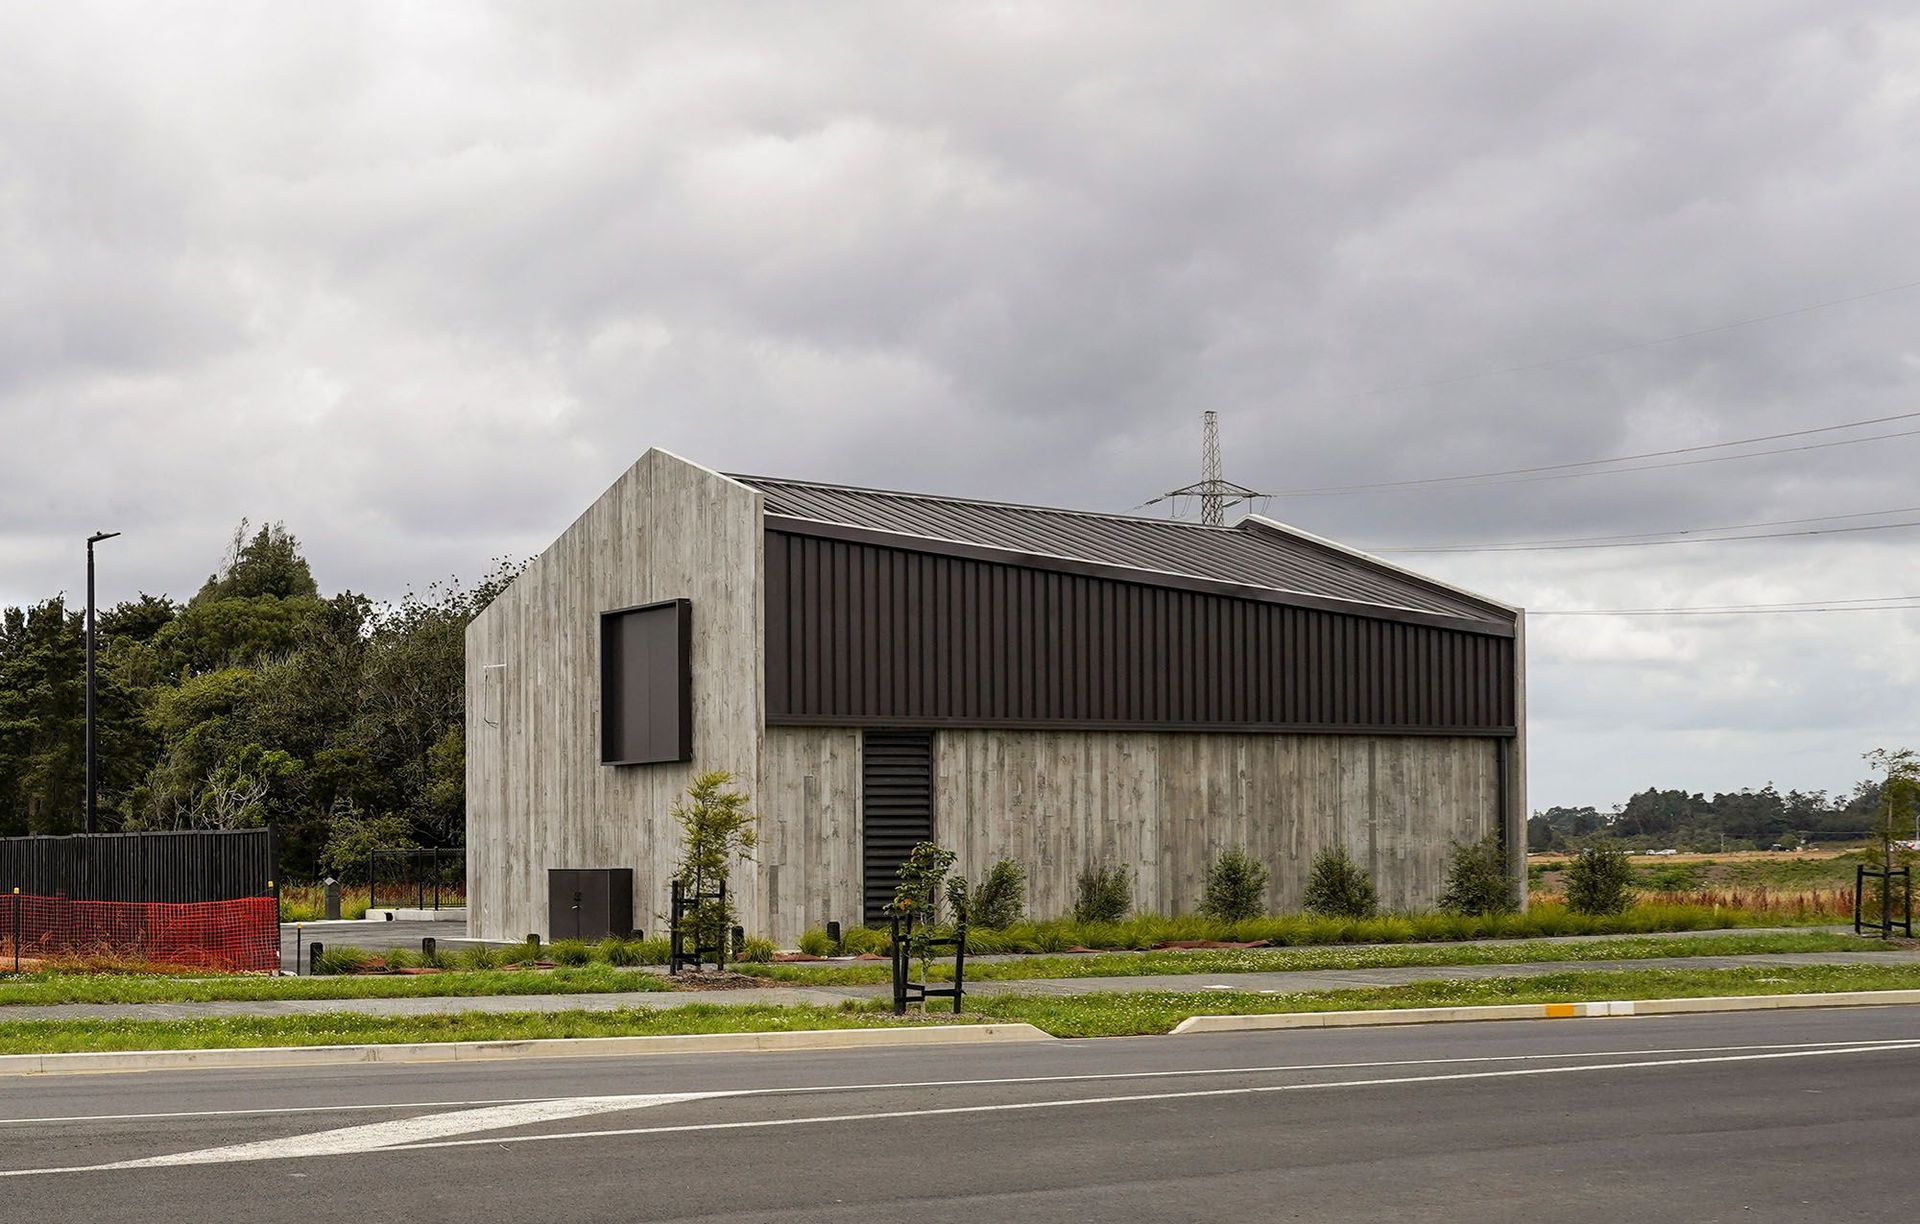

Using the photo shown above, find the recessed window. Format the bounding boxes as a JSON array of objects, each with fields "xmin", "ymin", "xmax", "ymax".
[{"xmin": 600, "ymin": 599, "xmax": 692, "ymax": 765}]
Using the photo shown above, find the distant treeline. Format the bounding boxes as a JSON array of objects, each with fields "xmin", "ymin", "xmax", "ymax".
[
  {"xmin": 1530, "ymin": 780, "xmax": 1893, "ymax": 853},
  {"xmin": 0, "ymin": 521, "xmax": 519, "ymax": 879}
]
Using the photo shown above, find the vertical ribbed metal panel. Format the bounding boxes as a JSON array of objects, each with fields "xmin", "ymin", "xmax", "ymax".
[
  {"xmin": 861, "ymin": 730, "xmax": 934, "ymax": 923},
  {"xmin": 767, "ymin": 531, "xmax": 1515, "ymax": 734},
  {"xmin": 0, "ymin": 829, "xmax": 275, "ymax": 901}
]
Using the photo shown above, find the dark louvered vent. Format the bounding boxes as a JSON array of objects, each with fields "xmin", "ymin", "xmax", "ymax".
[{"xmin": 862, "ymin": 730, "xmax": 934, "ymax": 923}]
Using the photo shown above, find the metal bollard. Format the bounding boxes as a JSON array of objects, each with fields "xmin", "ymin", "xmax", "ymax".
[
  {"xmin": 826, "ymin": 920, "xmax": 842, "ymax": 951},
  {"xmin": 422, "ymin": 936, "xmax": 436, "ymax": 962},
  {"xmin": 308, "ymin": 941, "xmax": 325, "ymax": 976},
  {"xmin": 731, "ymin": 926, "xmax": 745, "ymax": 960},
  {"xmin": 322, "ymin": 877, "xmax": 341, "ymax": 922}
]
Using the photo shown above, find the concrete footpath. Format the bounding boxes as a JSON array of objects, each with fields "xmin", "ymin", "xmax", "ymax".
[{"xmin": 6, "ymin": 947, "xmax": 1919, "ymax": 1023}]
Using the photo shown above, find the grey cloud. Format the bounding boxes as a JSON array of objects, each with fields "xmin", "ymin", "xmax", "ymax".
[{"xmin": 1, "ymin": 0, "xmax": 1916, "ymax": 808}]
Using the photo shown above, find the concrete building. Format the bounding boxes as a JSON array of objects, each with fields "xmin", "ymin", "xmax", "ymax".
[{"xmin": 466, "ymin": 449, "xmax": 1525, "ymax": 944}]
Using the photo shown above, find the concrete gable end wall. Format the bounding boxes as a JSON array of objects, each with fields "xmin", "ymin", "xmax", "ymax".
[{"xmin": 465, "ymin": 449, "xmax": 765, "ymax": 942}]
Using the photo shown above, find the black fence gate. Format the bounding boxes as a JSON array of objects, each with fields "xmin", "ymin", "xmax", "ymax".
[{"xmin": 368, "ymin": 848, "xmax": 465, "ymax": 911}]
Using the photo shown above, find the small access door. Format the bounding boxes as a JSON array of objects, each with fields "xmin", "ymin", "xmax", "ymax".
[{"xmin": 862, "ymin": 730, "xmax": 935, "ymax": 924}]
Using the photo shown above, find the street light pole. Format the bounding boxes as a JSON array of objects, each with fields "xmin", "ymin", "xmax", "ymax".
[{"xmin": 84, "ymin": 531, "xmax": 121, "ymax": 835}]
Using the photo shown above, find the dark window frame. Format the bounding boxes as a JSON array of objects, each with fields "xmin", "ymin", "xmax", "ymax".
[{"xmin": 599, "ymin": 598, "xmax": 693, "ymax": 766}]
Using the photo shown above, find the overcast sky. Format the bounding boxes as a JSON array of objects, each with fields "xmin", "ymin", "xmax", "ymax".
[{"xmin": 4, "ymin": 2, "xmax": 1917, "ymax": 812}]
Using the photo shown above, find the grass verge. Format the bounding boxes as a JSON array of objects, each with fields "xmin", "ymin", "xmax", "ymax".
[
  {"xmin": 966, "ymin": 963, "xmax": 1920, "ymax": 1037},
  {"xmin": 9, "ymin": 963, "xmax": 1920, "ymax": 1052},
  {"xmin": 750, "ymin": 930, "xmax": 1877, "ymax": 986},
  {"xmin": 806, "ymin": 902, "xmax": 1833, "ymax": 960},
  {"xmin": 1, "ymin": 931, "xmax": 1878, "ymax": 1006},
  {"xmin": 0, "ymin": 964, "xmax": 671, "ymax": 1008}
]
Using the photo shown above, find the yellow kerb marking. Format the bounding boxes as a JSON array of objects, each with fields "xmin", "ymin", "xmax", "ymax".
[{"xmin": 1544, "ymin": 1003, "xmax": 1578, "ymax": 1019}]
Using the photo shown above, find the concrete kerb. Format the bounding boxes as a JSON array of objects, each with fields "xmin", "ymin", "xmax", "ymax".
[
  {"xmin": 0, "ymin": 1023, "xmax": 1053, "ymax": 1078},
  {"xmin": 12, "ymin": 987, "xmax": 1920, "ymax": 1077},
  {"xmin": 1169, "ymin": 988, "xmax": 1920, "ymax": 1034}
]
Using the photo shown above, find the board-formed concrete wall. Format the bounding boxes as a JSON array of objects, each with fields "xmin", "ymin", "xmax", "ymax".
[
  {"xmin": 756, "ymin": 727, "xmax": 863, "ymax": 942},
  {"xmin": 465, "ymin": 450, "xmax": 765, "ymax": 943},
  {"xmin": 752, "ymin": 727, "xmax": 1499, "ymax": 938},
  {"xmin": 935, "ymin": 730, "xmax": 1499, "ymax": 916}
]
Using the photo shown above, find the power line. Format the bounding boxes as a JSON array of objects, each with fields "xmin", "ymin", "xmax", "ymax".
[
  {"xmin": 1355, "ymin": 275, "xmax": 1920, "ymax": 397},
  {"xmin": 1377, "ymin": 504, "xmax": 1920, "ymax": 553},
  {"xmin": 1380, "ymin": 516, "xmax": 1920, "ymax": 553},
  {"xmin": 1270, "ymin": 415, "xmax": 1920, "ymax": 498},
  {"xmin": 1533, "ymin": 600, "xmax": 1920, "ymax": 616},
  {"xmin": 1575, "ymin": 595, "xmax": 1920, "ymax": 611}
]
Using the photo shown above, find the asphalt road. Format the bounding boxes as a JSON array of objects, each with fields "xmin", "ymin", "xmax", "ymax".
[{"xmin": 3, "ymin": 1008, "xmax": 1917, "ymax": 1222}]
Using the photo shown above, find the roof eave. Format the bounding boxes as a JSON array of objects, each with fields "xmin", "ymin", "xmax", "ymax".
[{"xmin": 1237, "ymin": 514, "xmax": 1522, "ymax": 619}]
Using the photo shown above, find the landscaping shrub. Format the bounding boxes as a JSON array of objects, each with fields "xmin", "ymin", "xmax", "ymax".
[
  {"xmin": 840, "ymin": 926, "xmax": 890, "ymax": 957},
  {"xmin": 1074, "ymin": 863, "xmax": 1132, "ymax": 924},
  {"xmin": 454, "ymin": 945, "xmax": 512, "ymax": 970},
  {"xmin": 1302, "ymin": 847, "xmax": 1377, "ymax": 918},
  {"xmin": 1439, "ymin": 834, "xmax": 1516, "ymax": 916},
  {"xmin": 547, "ymin": 939, "xmax": 592, "ymax": 967},
  {"xmin": 591, "ymin": 937, "xmax": 641, "ymax": 966},
  {"xmin": 1565, "ymin": 844, "xmax": 1635, "ymax": 916},
  {"xmin": 736, "ymin": 937, "xmax": 775, "ymax": 963},
  {"xmin": 797, "ymin": 928, "xmax": 834, "ymax": 957},
  {"xmin": 313, "ymin": 946, "xmax": 376, "ymax": 975},
  {"xmin": 969, "ymin": 859, "xmax": 1028, "ymax": 930},
  {"xmin": 1199, "ymin": 846, "xmax": 1270, "ymax": 922}
]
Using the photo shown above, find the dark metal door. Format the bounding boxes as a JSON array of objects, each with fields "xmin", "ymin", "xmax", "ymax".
[
  {"xmin": 862, "ymin": 730, "xmax": 934, "ymax": 923},
  {"xmin": 547, "ymin": 869, "xmax": 582, "ymax": 940}
]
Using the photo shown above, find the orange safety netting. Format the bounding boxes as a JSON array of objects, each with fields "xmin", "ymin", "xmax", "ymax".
[{"xmin": 0, "ymin": 893, "xmax": 279, "ymax": 972}]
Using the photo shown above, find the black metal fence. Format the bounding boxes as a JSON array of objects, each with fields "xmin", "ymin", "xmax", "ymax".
[
  {"xmin": 0, "ymin": 828, "xmax": 276, "ymax": 902},
  {"xmin": 368, "ymin": 848, "xmax": 465, "ymax": 911},
  {"xmin": 1856, "ymin": 863, "xmax": 1913, "ymax": 938}
]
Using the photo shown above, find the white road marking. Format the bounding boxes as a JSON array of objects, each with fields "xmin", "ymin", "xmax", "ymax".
[
  {"xmin": 387, "ymin": 1040, "xmax": 1920, "ymax": 1153},
  {"xmin": 6, "ymin": 1038, "xmax": 1920, "ymax": 1177},
  {"xmin": 0, "ymin": 1097, "xmax": 562, "ymax": 1127},
  {"xmin": 4, "ymin": 1036, "xmax": 1916, "ymax": 1127},
  {"xmin": 0, "ymin": 1094, "xmax": 719, "ymax": 1176}
]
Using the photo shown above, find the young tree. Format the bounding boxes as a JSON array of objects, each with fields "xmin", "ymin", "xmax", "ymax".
[
  {"xmin": 892, "ymin": 840, "xmax": 960, "ymax": 999},
  {"xmin": 1861, "ymin": 748, "xmax": 1920, "ymax": 930},
  {"xmin": 673, "ymin": 770, "xmax": 757, "ymax": 959}
]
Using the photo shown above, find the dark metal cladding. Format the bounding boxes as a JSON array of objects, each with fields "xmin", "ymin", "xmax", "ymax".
[
  {"xmin": 0, "ymin": 829, "xmax": 276, "ymax": 902},
  {"xmin": 766, "ymin": 530, "xmax": 1515, "ymax": 735},
  {"xmin": 734, "ymin": 474, "xmax": 1511, "ymax": 626}
]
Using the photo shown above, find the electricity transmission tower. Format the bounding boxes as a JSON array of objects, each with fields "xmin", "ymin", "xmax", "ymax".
[{"xmin": 1141, "ymin": 411, "xmax": 1272, "ymax": 525}]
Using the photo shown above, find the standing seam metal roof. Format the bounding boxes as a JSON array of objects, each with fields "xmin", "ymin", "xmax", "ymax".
[{"xmin": 730, "ymin": 475, "xmax": 1509, "ymax": 625}]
